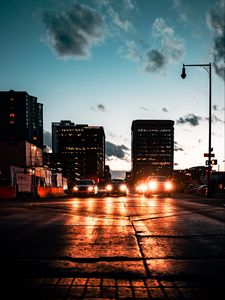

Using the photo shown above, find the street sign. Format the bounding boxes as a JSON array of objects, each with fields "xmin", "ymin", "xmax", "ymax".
[{"xmin": 204, "ymin": 153, "xmax": 215, "ymax": 157}]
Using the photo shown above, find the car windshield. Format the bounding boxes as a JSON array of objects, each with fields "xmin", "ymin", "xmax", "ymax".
[
  {"xmin": 111, "ymin": 179, "xmax": 125, "ymax": 184},
  {"xmin": 148, "ymin": 176, "xmax": 167, "ymax": 182},
  {"xmin": 77, "ymin": 180, "xmax": 94, "ymax": 185}
]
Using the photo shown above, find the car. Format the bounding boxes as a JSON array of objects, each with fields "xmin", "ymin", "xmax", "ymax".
[
  {"xmin": 184, "ymin": 183, "xmax": 198, "ymax": 194},
  {"xmin": 144, "ymin": 176, "xmax": 174, "ymax": 196},
  {"xmin": 196, "ymin": 185, "xmax": 207, "ymax": 196},
  {"xmin": 72, "ymin": 179, "xmax": 98, "ymax": 196},
  {"xmin": 105, "ymin": 179, "xmax": 128, "ymax": 196},
  {"xmin": 135, "ymin": 180, "xmax": 148, "ymax": 194}
]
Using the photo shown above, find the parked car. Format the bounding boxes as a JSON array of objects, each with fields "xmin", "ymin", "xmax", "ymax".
[
  {"xmin": 184, "ymin": 183, "xmax": 198, "ymax": 194},
  {"xmin": 196, "ymin": 185, "xmax": 207, "ymax": 196},
  {"xmin": 144, "ymin": 176, "xmax": 174, "ymax": 196},
  {"xmin": 72, "ymin": 179, "xmax": 98, "ymax": 196},
  {"xmin": 105, "ymin": 179, "xmax": 128, "ymax": 196}
]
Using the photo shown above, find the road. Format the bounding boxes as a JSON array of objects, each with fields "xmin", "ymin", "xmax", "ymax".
[{"xmin": 0, "ymin": 194, "xmax": 224, "ymax": 299}]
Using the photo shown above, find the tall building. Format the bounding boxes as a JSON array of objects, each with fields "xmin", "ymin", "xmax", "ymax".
[
  {"xmin": 0, "ymin": 90, "xmax": 43, "ymax": 167},
  {"xmin": 131, "ymin": 120, "xmax": 174, "ymax": 181},
  {"xmin": 51, "ymin": 121, "xmax": 105, "ymax": 186}
]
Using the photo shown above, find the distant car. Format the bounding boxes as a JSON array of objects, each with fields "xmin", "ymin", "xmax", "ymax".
[
  {"xmin": 184, "ymin": 184, "xmax": 198, "ymax": 194},
  {"xmin": 72, "ymin": 179, "xmax": 98, "ymax": 196},
  {"xmin": 144, "ymin": 176, "xmax": 174, "ymax": 196},
  {"xmin": 196, "ymin": 185, "xmax": 207, "ymax": 196},
  {"xmin": 135, "ymin": 180, "xmax": 148, "ymax": 194},
  {"xmin": 105, "ymin": 179, "xmax": 128, "ymax": 196}
]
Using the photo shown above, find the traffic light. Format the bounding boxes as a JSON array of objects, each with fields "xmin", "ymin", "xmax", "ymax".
[
  {"xmin": 205, "ymin": 159, "xmax": 217, "ymax": 166},
  {"xmin": 211, "ymin": 159, "xmax": 217, "ymax": 165}
]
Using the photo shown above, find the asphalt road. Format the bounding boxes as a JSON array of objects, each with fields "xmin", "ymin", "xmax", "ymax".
[{"xmin": 0, "ymin": 194, "xmax": 224, "ymax": 299}]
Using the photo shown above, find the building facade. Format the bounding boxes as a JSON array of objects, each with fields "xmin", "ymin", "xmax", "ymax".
[
  {"xmin": 0, "ymin": 90, "xmax": 43, "ymax": 168},
  {"xmin": 131, "ymin": 120, "xmax": 174, "ymax": 181},
  {"xmin": 51, "ymin": 121, "xmax": 105, "ymax": 186}
]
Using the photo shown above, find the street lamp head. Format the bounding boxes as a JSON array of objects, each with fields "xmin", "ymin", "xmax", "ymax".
[{"xmin": 181, "ymin": 65, "xmax": 186, "ymax": 79}]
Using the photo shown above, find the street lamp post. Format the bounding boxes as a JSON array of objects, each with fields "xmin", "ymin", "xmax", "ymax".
[{"xmin": 181, "ymin": 63, "xmax": 212, "ymax": 197}]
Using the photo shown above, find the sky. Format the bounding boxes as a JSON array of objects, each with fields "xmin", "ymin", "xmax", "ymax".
[{"xmin": 1, "ymin": 0, "xmax": 225, "ymax": 173}]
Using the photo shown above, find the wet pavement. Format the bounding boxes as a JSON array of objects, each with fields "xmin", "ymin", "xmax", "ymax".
[{"xmin": 0, "ymin": 194, "xmax": 224, "ymax": 299}]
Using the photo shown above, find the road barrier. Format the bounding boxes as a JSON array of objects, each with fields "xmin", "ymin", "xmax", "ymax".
[{"xmin": 0, "ymin": 186, "xmax": 17, "ymax": 199}]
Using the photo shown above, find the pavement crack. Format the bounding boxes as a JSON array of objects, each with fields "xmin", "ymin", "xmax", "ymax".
[
  {"xmin": 128, "ymin": 216, "xmax": 151, "ymax": 278},
  {"xmin": 137, "ymin": 233, "xmax": 225, "ymax": 238},
  {"xmin": 130, "ymin": 207, "xmax": 225, "ymax": 222}
]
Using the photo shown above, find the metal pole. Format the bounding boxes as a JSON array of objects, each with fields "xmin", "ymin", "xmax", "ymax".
[
  {"xmin": 207, "ymin": 63, "xmax": 212, "ymax": 196},
  {"xmin": 182, "ymin": 63, "xmax": 212, "ymax": 197}
]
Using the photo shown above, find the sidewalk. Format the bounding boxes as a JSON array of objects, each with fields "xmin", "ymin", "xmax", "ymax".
[{"xmin": 1, "ymin": 276, "xmax": 224, "ymax": 299}]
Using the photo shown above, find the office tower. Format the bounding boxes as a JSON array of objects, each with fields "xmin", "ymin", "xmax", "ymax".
[
  {"xmin": 0, "ymin": 90, "xmax": 43, "ymax": 167},
  {"xmin": 51, "ymin": 121, "xmax": 105, "ymax": 186},
  {"xmin": 131, "ymin": 120, "xmax": 174, "ymax": 181}
]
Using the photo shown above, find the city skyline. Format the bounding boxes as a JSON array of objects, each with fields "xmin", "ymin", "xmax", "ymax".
[{"xmin": 1, "ymin": 0, "xmax": 224, "ymax": 172}]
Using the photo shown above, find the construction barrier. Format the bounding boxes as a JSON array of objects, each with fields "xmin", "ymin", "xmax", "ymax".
[
  {"xmin": 0, "ymin": 186, "xmax": 17, "ymax": 199},
  {"xmin": 37, "ymin": 187, "xmax": 66, "ymax": 198}
]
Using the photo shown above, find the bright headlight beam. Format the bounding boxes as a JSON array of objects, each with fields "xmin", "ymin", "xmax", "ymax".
[
  {"xmin": 165, "ymin": 182, "xmax": 172, "ymax": 190},
  {"xmin": 106, "ymin": 184, "xmax": 112, "ymax": 191},
  {"xmin": 149, "ymin": 181, "xmax": 157, "ymax": 190},
  {"xmin": 119, "ymin": 184, "xmax": 126, "ymax": 191}
]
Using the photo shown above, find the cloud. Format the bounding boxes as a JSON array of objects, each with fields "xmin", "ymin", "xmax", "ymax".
[
  {"xmin": 105, "ymin": 141, "xmax": 129, "ymax": 159},
  {"xmin": 122, "ymin": 0, "xmax": 137, "ymax": 10},
  {"xmin": 176, "ymin": 113, "xmax": 202, "ymax": 126},
  {"xmin": 140, "ymin": 106, "xmax": 148, "ymax": 111},
  {"xmin": 42, "ymin": 3, "xmax": 105, "ymax": 59},
  {"xmin": 212, "ymin": 114, "xmax": 223, "ymax": 123},
  {"xmin": 96, "ymin": 0, "xmax": 137, "ymax": 12},
  {"xmin": 174, "ymin": 141, "xmax": 184, "ymax": 151},
  {"xmin": 204, "ymin": 114, "xmax": 224, "ymax": 123},
  {"xmin": 162, "ymin": 107, "xmax": 168, "ymax": 112},
  {"xmin": 97, "ymin": 104, "xmax": 106, "ymax": 112},
  {"xmin": 106, "ymin": 131, "xmax": 117, "ymax": 139},
  {"xmin": 153, "ymin": 18, "xmax": 185, "ymax": 61},
  {"xmin": 108, "ymin": 7, "xmax": 131, "ymax": 32},
  {"xmin": 43, "ymin": 130, "xmax": 52, "ymax": 148},
  {"xmin": 95, "ymin": 0, "xmax": 135, "ymax": 38},
  {"xmin": 144, "ymin": 49, "xmax": 167, "ymax": 73},
  {"xmin": 91, "ymin": 103, "xmax": 106, "ymax": 112},
  {"xmin": 207, "ymin": 0, "xmax": 225, "ymax": 81},
  {"xmin": 143, "ymin": 18, "xmax": 185, "ymax": 73},
  {"xmin": 122, "ymin": 40, "xmax": 141, "ymax": 63},
  {"xmin": 172, "ymin": 0, "xmax": 189, "ymax": 24}
]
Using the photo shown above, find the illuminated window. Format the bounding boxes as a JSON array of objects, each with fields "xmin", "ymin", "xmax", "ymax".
[{"xmin": 9, "ymin": 113, "xmax": 15, "ymax": 117}]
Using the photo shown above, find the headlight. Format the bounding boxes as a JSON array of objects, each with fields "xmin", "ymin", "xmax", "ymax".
[
  {"xmin": 88, "ymin": 186, "xmax": 94, "ymax": 192},
  {"xmin": 149, "ymin": 181, "xmax": 157, "ymax": 190},
  {"xmin": 136, "ymin": 184, "xmax": 147, "ymax": 193},
  {"xmin": 106, "ymin": 184, "xmax": 112, "ymax": 191},
  {"xmin": 165, "ymin": 182, "xmax": 172, "ymax": 190},
  {"xmin": 119, "ymin": 184, "xmax": 126, "ymax": 191},
  {"xmin": 73, "ymin": 186, "xmax": 78, "ymax": 191}
]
